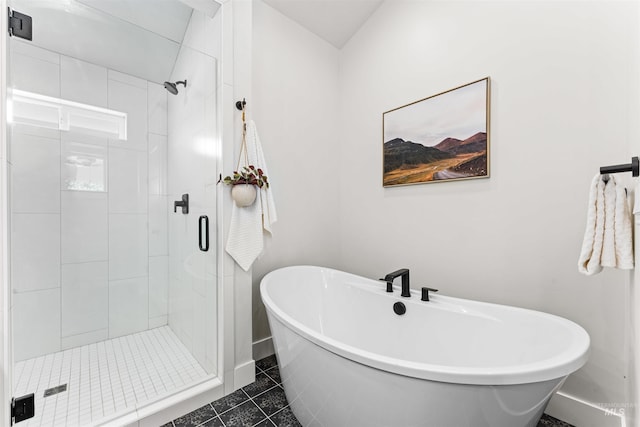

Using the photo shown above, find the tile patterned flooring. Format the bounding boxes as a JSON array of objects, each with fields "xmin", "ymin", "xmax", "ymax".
[
  {"xmin": 165, "ymin": 355, "xmax": 298, "ymax": 427},
  {"xmin": 13, "ymin": 326, "xmax": 207, "ymax": 427},
  {"xmin": 164, "ymin": 355, "xmax": 574, "ymax": 427}
]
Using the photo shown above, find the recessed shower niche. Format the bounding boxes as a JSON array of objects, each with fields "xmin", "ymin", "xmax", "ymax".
[{"xmin": 6, "ymin": 0, "xmax": 223, "ymax": 424}]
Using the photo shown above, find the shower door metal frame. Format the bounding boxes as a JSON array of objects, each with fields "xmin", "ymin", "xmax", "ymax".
[{"xmin": 0, "ymin": 0, "xmax": 13, "ymax": 425}]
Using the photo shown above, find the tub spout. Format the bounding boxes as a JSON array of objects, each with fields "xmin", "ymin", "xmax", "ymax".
[{"xmin": 384, "ymin": 269, "xmax": 411, "ymax": 297}]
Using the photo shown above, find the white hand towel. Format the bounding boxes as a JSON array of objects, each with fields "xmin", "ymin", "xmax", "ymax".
[
  {"xmin": 634, "ymin": 182, "xmax": 640, "ymax": 215},
  {"xmin": 601, "ymin": 177, "xmax": 617, "ymax": 267},
  {"xmin": 225, "ymin": 120, "xmax": 277, "ymax": 271},
  {"xmin": 226, "ymin": 200, "xmax": 264, "ymax": 271},
  {"xmin": 578, "ymin": 175, "xmax": 634, "ymax": 275},
  {"xmin": 247, "ymin": 120, "xmax": 277, "ymax": 233},
  {"xmin": 614, "ymin": 182, "xmax": 634, "ymax": 269},
  {"xmin": 578, "ymin": 174, "xmax": 606, "ymax": 275}
]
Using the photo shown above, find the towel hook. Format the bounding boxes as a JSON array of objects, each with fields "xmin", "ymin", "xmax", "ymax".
[{"xmin": 235, "ymin": 98, "xmax": 246, "ymax": 111}]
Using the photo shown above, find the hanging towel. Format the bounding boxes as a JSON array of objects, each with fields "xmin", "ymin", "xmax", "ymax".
[
  {"xmin": 613, "ymin": 180, "xmax": 634, "ymax": 269},
  {"xmin": 634, "ymin": 182, "xmax": 640, "ymax": 215},
  {"xmin": 226, "ymin": 120, "xmax": 277, "ymax": 271},
  {"xmin": 247, "ymin": 120, "xmax": 278, "ymax": 233},
  {"xmin": 578, "ymin": 175, "xmax": 633, "ymax": 275},
  {"xmin": 600, "ymin": 177, "xmax": 617, "ymax": 267},
  {"xmin": 578, "ymin": 175, "xmax": 606, "ymax": 275}
]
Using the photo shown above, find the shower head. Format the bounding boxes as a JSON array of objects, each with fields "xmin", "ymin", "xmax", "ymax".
[{"xmin": 163, "ymin": 80, "xmax": 187, "ymax": 95}]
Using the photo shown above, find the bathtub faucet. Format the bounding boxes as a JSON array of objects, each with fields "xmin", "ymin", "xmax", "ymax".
[{"xmin": 383, "ymin": 269, "xmax": 411, "ymax": 298}]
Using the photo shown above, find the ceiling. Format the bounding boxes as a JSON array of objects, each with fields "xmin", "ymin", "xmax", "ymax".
[
  {"xmin": 12, "ymin": 0, "xmax": 375, "ymax": 85},
  {"xmin": 263, "ymin": 0, "xmax": 383, "ymax": 49}
]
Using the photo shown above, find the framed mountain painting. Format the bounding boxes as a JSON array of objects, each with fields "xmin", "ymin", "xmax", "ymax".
[{"xmin": 383, "ymin": 77, "xmax": 490, "ymax": 187}]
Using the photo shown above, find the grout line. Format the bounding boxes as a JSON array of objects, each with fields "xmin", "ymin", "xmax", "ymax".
[
  {"xmin": 105, "ymin": 339, "xmax": 124, "ymax": 414},
  {"xmin": 250, "ymin": 383, "xmax": 280, "ymax": 400}
]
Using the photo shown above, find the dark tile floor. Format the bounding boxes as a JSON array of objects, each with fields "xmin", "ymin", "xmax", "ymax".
[{"xmin": 162, "ymin": 355, "xmax": 574, "ymax": 427}]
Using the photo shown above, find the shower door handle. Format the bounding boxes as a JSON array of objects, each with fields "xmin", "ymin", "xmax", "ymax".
[{"xmin": 199, "ymin": 215, "xmax": 209, "ymax": 252}]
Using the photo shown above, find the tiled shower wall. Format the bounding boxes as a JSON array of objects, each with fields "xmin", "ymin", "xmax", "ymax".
[{"xmin": 10, "ymin": 40, "xmax": 169, "ymax": 361}]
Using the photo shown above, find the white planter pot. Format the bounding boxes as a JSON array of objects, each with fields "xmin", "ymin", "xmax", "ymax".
[{"xmin": 231, "ymin": 184, "xmax": 257, "ymax": 207}]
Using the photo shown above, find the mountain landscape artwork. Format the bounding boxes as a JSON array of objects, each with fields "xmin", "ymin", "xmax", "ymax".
[{"xmin": 383, "ymin": 78, "xmax": 490, "ymax": 186}]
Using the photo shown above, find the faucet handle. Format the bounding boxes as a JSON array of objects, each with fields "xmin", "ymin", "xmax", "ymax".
[
  {"xmin": 421, "ymin": 287, "xmax": 438, "ymax": 301},
  {"xmin": 378, "ymin": 278, "xmax": 393, "ymax": 293}
]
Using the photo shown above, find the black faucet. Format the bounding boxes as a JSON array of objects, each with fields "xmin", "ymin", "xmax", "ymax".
[{"xmin": 382, "ymin": 268, "xmax": 411, "ymax": 297}]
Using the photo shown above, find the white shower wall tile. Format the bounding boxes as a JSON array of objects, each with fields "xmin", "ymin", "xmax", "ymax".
[
  {"xmin": 14, "ymin": 289, "xmax": 61, "ymax": 361},
  {"xmin": 11, "ymin": 214, "xmax": 60, "ymax": 293},
  {"xmin": 149, "ymin": 195, "xmax": 168, "ymax": 256},
  {"xmin": 205, "ymin": 280, "xmax": 218, "ymax": 375},
  {"xmin": 148, "ymin": 83, "xmax": 168, "ymax": 136},
  {"xmin": 108, "ymin": 277, "xmax": 149, "ymax": 338},
  {"xmin": 107, "ymin": 69, "xmax": 147, "ymax": 89},
  {"xmin": 182, "ymin": 10, "xmax": 208, "ymax": 56},
  {"xmin": 108, "ymin": 79, "xmax": 148, "ymax": 152},
  {"xmin": 204, "ymin": 92, "xmax": 219, "ymax": 183},
  {"xmin": 14, "ymin": 327, "xmax": 207, "ymax": 427},
  {"xmin": 61, "ymin": 56, "xmax": 108, "ymax": 107},
  {"xmin": 61, "ymin": 329, "xmax": 108, "ymax": 351},
  {"xmin": 61, "ymin": 192, "xmax": 108, "ymax": 264},
  {"xmin": 108, "ymin": 214, "xmax": 148, "ymax": 280},
  {"xmin": 149, "ymin": 315, "xmax": 168, "ymax": 329},
  {"xmin": 10, "ymin": 48, "xmax": 60, "ymax": 98},
  {"xmin": 149, "ymin": 256, "xmax": 169, "ymax": 318},
  {"xmin": 183, "ymin": 9, "xmax": 222, "ymax": 60},
  {"xmin": 61, "ymin": 127, "xmax": 108, "ymax": 147},
  {"xmin": 11, "ymin": 39, "xmax": 60, "ymax": 64},
  {"xmin": 61, "ymin": 261, "xmax": 108, "ymax": 337},
  {"xmin": 108, "ymin": 147, "xmax": 148, "ymax": 213},
  {"xmin": 149, "ymin": 133, "xmax": 168, "ymax": 196},
  {"xmin": 11, "ymin": 132, "xmax": 60, "ymax": 213},
  {"xmin": 192, "ymin": 294, "xmax": 208, "ymax": 372},
  {"xmin": 9, "ymin": 125, "xmax": 60, "ymax": 149}
]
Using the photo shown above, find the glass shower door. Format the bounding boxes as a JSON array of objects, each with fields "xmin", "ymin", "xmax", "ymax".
[{"xmin": 6, "ymin": 0, "xmax": 220, "ymax": 424}]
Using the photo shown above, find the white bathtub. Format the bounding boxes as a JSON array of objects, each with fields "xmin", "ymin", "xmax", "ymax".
[{"xmin": 260, "ymin": 266, "xmax": 590, "ymax": 427}]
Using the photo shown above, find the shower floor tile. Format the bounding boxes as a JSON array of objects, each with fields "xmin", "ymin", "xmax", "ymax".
[
  {"xmin": 167, "ymin": 355, "xmax": 574, "ymax": 427},
  {"xmin": 13, "ymin": 326, "xmax": 207, "ymax": 427}
]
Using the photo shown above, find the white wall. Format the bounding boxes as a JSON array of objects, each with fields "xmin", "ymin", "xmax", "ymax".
[
  {"xmin": 338, "ymin": 0, "xmax": 639, "ymax": 421},
  {"xmin": 251, "ymin": 0, "xmax": 639, "ymax": 421},
  {"xmin": 167, "ymin": 10, "xmax": 220, "ymax": 375},
  {"xmin": 251, "ymin": 0, "xmax": 341, "ymax": 341},
  {"xmin": 9, "ymin": 40, "xmax": 171, "ymax": 361}
]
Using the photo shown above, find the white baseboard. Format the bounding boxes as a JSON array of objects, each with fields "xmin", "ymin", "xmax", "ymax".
[
  {"xmin": 546, "ymin": 390, "xmax": 626, "ymax": 427},
  {"xmin": 253, "ymin": 336, "xmax": 274, "ymax": 361},
  {"xmin": 234, "ymin": 359, "xmax": 256, "ymax": 390}
]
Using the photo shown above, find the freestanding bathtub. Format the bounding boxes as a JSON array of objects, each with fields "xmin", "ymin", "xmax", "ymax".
[{"xmin": 260, "ymin": 266, "xmax": 590, "ymax": 427}]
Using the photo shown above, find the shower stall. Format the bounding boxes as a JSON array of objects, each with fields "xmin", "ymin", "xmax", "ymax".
[{"xmin": 0, "ymin": 0, "xmax": 254, "ymax": 425}]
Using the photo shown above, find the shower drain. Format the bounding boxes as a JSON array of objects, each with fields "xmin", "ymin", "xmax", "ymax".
[{"xmin": 43, "ymin": 384, "xmax": 67, "ymax": 397}]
